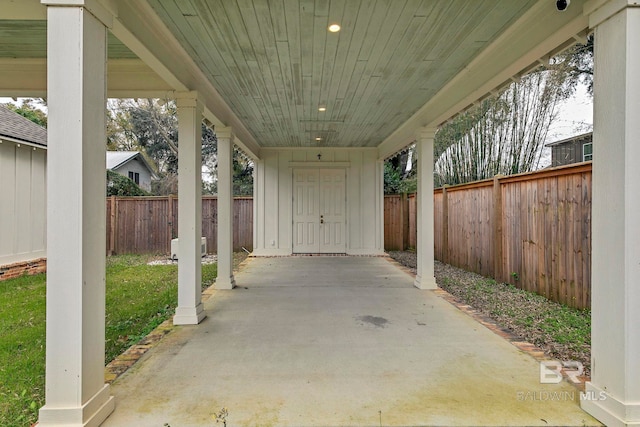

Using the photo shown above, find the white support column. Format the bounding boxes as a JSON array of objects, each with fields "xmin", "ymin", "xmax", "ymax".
[
  {"xmin": 38, "ymin": 2, "xmax": 114, "ymax": 426},
  {"xmin": 173, "ymin": 92, "xmax": 206, "ymax": 325},
  {"xmin": 414, "ymin": 128, "xmax": 437, "ymax": 290},
  {"xmin": 216, "ymin": 127, "xmax": 236, "ymax": 289},
  {"xmin": 252, "ymin": 160, "xmax": 260, "ymax": 252},
  {"xmin": 376, "ymin": 158, "xmax": 385, "ymax": 254},
  {"xmin": 582, "ymin": 3, "xmax": 640, "ymax": 426}
]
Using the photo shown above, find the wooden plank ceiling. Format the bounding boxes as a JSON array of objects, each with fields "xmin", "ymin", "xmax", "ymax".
[
  {"xmin": 147, "ymin": 0, "xmax": 536, "ymax": 148},
  {"xmin": 0, "ymin": 1, "xmax": 538, "ymax": 149}
]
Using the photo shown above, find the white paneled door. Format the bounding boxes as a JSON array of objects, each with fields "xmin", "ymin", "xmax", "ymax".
[{"xmin": 293, "ymin": 169, "xmax": 346, "ymax": 253}]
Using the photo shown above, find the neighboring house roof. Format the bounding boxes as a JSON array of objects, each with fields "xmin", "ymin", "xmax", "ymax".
[
  {"xmin": 106, "ymin": 151, "xmax": 157, "ymax": 178},
  {"xmin": 0, "ymin": 104, "xmax": 47, "ymax": 148},
  {"xmin": 545, "ymin": 132, "xmax": 592, "ymax": 148}
]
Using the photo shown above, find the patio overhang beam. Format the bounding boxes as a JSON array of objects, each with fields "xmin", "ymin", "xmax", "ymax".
[
  {"xmin": 0, "ymin": 0, "xmax": 47, "ymax": 20},
  {"xmin": 377, "ymin": 0, "xmax": 590, "ymax": 160},
  {"xmin": 0, "ymin": 58, "xmax": 260, "ymax": 161},
  {"xmin": 0, "ymin": 58, "xmax": 172, "ymax": 98},
  {"xmin": 0, "ymin": 58, "xmax": 178, "ymax": 98}
]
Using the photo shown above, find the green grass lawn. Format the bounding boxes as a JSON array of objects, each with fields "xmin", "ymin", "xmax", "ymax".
[{"xmin": 0, "ymin": 255, "xmax": 217, "ymax": 427}]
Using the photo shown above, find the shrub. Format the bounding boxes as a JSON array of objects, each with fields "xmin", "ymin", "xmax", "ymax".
[{"xmin": 106, "ymin": 170, "xmax": 149, "ymax": 196}]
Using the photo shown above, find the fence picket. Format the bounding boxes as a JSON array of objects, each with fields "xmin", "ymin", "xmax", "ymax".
[
  {"xmin": 105, "ymin": 196, "xmax": 253, "ymax": 255},
  {"xmin": 383, "ymin": 163, "xmax": 592, "ymax": 309}
]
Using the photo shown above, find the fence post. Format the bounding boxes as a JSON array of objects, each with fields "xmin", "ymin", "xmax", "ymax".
[
  {"xmin": 492, "ymin": 175, "xmax": 503, "ymax": 281},
  {"xmin": 400, "ymin": 193, "xmax": 408, "ymax": 250},
  {"xmin": 109, "ymin": 196, "xmax": 117, "ymax": 255},
  {"xmin": 167, "ymin": 194, "xmax": 174, "ymax": 253},
  {"xmin": 442, "ymin": 185, "xmax": 449, "ymax": 264}
]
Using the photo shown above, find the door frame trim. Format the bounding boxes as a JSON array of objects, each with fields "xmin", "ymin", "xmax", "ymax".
[{"xmin": 292, "ymin": 167, "xmax": 348, "ymax": 254}]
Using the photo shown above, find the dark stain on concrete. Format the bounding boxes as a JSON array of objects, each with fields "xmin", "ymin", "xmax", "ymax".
[{"xmin": 357, "ymin": 315, "xmax": 389, "ymax": 328}]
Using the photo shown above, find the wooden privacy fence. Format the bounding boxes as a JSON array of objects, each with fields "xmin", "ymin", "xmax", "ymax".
[
  {"xmin": 385, "ymin": 162, "xmax": 592, "ymax": 309},
  {"xmin": 106, "ymin": 196, "xmax": 253, "ymax": 255},
  {"xmin": 383, "ymin": 193, "xmax": 417, "ymax": 251}
]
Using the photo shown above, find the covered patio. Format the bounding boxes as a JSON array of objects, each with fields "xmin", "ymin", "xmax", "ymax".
[
  {"xmin": 103, "ymin": 256, "xmax": 597, "ymax": 426},
  {"xmin": 0, "ymin": 1, "xmax": 638, "ymax": 426}
]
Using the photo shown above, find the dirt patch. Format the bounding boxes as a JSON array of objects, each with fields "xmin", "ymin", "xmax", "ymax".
[{"xmin": 387, "ymin": 251, "xmax": 591, "ymax": 376}]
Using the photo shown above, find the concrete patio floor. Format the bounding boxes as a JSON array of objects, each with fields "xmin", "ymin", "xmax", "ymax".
[{"xmin": 102, "ymin": 256, "xmax": 599, "ymax": 427}]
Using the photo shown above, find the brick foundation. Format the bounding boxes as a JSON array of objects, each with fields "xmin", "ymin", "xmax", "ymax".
[{"xmin": 0, "ymin": 258, "xmax": 47, "ymax": 281}]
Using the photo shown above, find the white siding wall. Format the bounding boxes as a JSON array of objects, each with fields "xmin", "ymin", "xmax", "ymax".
[
  {"xmin": 113, "ymin": 158, "xmax": 153, "ymax": 192},
  {"xmin": 0, "ymin": 140, "xmax": 47, "ymax": 265},
  {"xmin": 253, "ymin": 148, "xmax": 384, "ymax": 256}
]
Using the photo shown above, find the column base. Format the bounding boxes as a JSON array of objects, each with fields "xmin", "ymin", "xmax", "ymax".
[
  {"xmin": 38, "ymin": 384, "xmax": 114, "ymax": 427},
  {"xmin": 414, "ymin": 274, "xmax": 437, "ymax": 290},
  {"xmin": 581, "ymin": 382, "xmax": 640, "ymax": 426},
  {"xmin": 215, "ymin": 275, "xmax": 236, "ymax": 290},
  {"xmin": 173, "ymin": 303, "xmax": 206, "ymax": 325}
]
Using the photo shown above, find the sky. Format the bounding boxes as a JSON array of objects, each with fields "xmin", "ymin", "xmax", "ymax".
[
  {"xmin": 539, "ymin": 83, "xmax": 593, "ymax": 168},
  {"xmin": 547, "ymin": 83, "xmax": 594, "ymax": 143}
]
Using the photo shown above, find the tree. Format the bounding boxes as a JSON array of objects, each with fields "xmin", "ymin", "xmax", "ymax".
[
  {"xmin": 384, "ymin": 145, "xmax": 417, "ymax": 194},
  {"xmin": 107, "ymin": 98, "xmax": 252, "ymax": 196},
  {"xmin": 204, "ymin": 148, "xmax": 254, "ymax": 196},
  {"xmin": 432, "ymin": 35, "xmax": 595, "ymax": 187},
  {"xmin": 232, "ymin": 149, "xmax": 254, "ymax": 196},
  {"xmin": 434, "ymin": 69, "xmax": 571, "ymax": 186},
  {"xmin": 384, "ymin": 162, "xmax": 403, "ymax": 194},
  {"xmin": 2, "ymin": 98, "xmax": 47, "ymax": 127},
  {"xmin": 551, "ymin": 34, "xmax": 594, "ymax": 95},
  {"xmin": 107, "ymin": 99, "xmax": 217, "ymax": 195},
  {"xmin": 110, "ymin": 99, "xmax": 181, "ymax": 174}
]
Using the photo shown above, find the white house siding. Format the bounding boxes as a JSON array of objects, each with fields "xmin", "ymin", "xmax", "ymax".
[
  {"xmin": 113, "ymin": 158, "xmax": 153, "ymax": 192},
  {"xmin": 253, "ymin": 148, "xmax": 384, "ymax": 256},
  {"xmin": 0, "ymin": 140, "xmax": 47, "ymax": 265}
]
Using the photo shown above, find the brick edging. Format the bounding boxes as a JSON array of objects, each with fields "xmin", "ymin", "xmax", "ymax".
[
  {"xmin": 104, "ymin": 256, "xmax": 253, "ymax": 384},
  {"xmin": 0, "ymin": 258, "xmax": 47, "ymax": 281}
]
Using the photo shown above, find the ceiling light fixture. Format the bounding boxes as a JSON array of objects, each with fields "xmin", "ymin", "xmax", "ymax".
[
  {"xmin": 318, "ymin": 106, "xmax": 326, "ymax": 112},
  {"xmin": 315, "ymin": 137, "xmax": 322, "ymax": 141},
  {"xmin": 328, "ymin": 23, "xmax": 341, "ymax": 33}
]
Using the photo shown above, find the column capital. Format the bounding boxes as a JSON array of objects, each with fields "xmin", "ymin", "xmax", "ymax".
[
  {"xmin": 415, "ymin": 127, "xmax": 437, "ymax": 141},
  {"xmin": 585, "ymin": 0, "xmax": 640, "ymax": 28},
  {"xmin": 175, "ymin": 91, "xmax": 203, "ymax": 111},
  {"xmin": 41, "ymin": 0, "xmax": 114, "ymax": 28},
  {"xmin": 216, "ymin": 126, "xmax": 234, "ymax": 141}
]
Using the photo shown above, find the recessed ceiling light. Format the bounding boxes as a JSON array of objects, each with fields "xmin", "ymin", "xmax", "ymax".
[
  {"xmin": 328, "ymin": 23, "xmax": 341, "ymax": 33},
  {"xmin": 315, "ymin": 137, "xmax": 322, "ymax": 141},
  {"xmin": 318, "ymin": 106, "xmax": 327, "ymax": 112}
]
